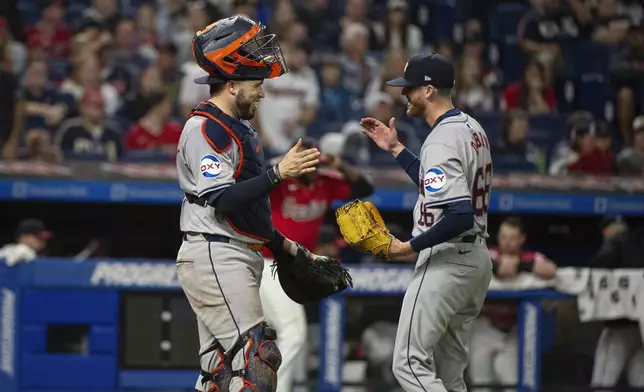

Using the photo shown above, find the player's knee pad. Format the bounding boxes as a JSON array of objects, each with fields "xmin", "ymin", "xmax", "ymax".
[{"xmin": 200, "ymin": 322, "xmax": 282, "ymax": 392}]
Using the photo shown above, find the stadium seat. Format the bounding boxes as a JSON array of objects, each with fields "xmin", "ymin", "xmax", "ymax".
[
  {"xmin": 487, "ymin": 3, "xmax": 528, "ymax": 43},
  {"xmin": 492, "ymin": 153, "xmax": 539, "ymax": 174},
  {"xmin": 431, "ymin": 0, "xmax": 458, "ymax": 42}
]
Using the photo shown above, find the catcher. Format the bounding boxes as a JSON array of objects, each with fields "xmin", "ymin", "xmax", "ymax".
[{"xmin": 175, "ymin": 16, "xmax": 352, "ymax": 392}]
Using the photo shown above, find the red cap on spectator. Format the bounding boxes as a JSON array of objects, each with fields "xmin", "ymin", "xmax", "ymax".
[{"xmin": 82, "ymin": 89, "xmax": 104, "ymax": 108}]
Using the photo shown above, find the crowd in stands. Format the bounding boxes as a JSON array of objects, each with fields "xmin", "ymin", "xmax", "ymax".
[{"xmin": 0, "ymin": 0, "xmax": 643, "ymax": 176}]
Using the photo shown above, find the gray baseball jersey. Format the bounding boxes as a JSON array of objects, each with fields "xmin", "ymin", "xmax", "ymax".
[
  {"xmin": 412, "ymin": 110, "xmax": 492, "ymax": 253},
  {"xmin": 176, "ymin": 115, "xmax": 262, "ymax": 244}
]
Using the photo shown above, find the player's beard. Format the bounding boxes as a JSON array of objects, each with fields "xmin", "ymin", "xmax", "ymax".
[
  {"xmin": 235, "ymin": 90, "xmax": 258, "ymax": 120},
  {"xmin": 406, "ymin": 96, "xmax": 427, "ymax": 117}
]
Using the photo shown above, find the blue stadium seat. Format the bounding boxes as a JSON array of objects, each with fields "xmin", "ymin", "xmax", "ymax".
[
  {"xmin": 18, "ymin": 3, "xmax": 41, "ymax": 26},
  {"xmin": 492, "ymin": 153, "xmax": 539, "ymax": 174},
  {"xmin": 471, "ymin": 112, "xmax": 502, "ymax": 142},
  {"xmin": 563, "ymin": 41, "xmax": 611, "ymax": 79},
  {"xmin": 487, "ymin": 3, "xmax": 528, "ymax": 43},
  {"xmin": 431, "ymin": 0, "xmax": 458, "ymax": 42},
  {"xmin": 576, "ymin": 77, "xmax": 614, "ymax": 120}
]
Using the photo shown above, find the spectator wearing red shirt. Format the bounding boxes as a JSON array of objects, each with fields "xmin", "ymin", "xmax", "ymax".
[
  {"xmin": 24, "ymin": 0, "xmax": 71, "ymax": 60},
  {"xmin": 568, "ymin": 121, "xmax": 616, "ymax": 175},
  {"xmin": 468, "ymin": 217, "xmax": 556, "ymax": 392},
  {"xmin": 259, "ymin": 138, "xmax": 373, "ymax": 392},
  {"xmin": 125, "ymin": 91, "xmax": 181, "ymax": 155},
  {"xmin": 502, "ymin": 59, "xmax": 557, "ymax": 114}
]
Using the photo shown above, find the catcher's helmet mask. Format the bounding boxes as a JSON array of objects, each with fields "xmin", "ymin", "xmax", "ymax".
[{"xmin": 192, "ymin": 15, "xmax": 288, "ymax": 85}]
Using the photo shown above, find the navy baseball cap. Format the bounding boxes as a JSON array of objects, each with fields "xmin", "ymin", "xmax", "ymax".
[
  {"xmin": 386, "ymin": 53, "xmax": 455, "ymax": 88},
  {"xmin": 16, "ymin": 219, "xmax": 52, "ymax": 240}
]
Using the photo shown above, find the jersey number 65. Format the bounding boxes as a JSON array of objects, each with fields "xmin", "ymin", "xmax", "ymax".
[{"xmin": 472, "ymin": 163, "xmax": 492, "ymax": 218}]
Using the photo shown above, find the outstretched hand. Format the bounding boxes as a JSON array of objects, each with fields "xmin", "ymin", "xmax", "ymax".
[
  {"xmin": 360, "ymin": 117, "xmax": 401, "ymax": 153},
  {"xmin": 277, "ymin": 138, "xmax": 320, "ymax": 179}
]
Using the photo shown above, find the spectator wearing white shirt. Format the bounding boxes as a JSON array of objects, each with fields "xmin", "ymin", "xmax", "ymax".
[
  {"xmin": 372, "ymin": 0, "xmax": 423, "ymax": 54},
  {"xmin": 0, "ymin": 219, "xmax": 51, "ymax": 267},
  {"xmin": 178, "ymin": 62, "xmax": 210, "ymax": 119},
  {"xmin": 340, "ymin": 22, "xmax": 380, "ymax": 97},
  {"xmin": 257, "ymin": 40, "xmax": 319, "ymax": 153}
]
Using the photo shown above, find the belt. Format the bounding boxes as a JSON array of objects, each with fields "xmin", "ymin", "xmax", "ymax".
[{"xmin": 182, "ymin": 232, "xmax": 264, "ymax": 252}]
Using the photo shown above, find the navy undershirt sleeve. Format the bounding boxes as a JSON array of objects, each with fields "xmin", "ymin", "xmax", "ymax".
[
  {"xmin": 409, "ymin": 200, "xmax": 474, "ymax": 252},
  {"xmin": 395, "ymin": 147, "xmax": 421, "ymax": 187},
  {"xmin": 206, "ymin": 170, "xmax": 279, "ymax": 216}
]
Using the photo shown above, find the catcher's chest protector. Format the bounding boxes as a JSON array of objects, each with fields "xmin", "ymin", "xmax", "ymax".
[{"xmin": 190, "ymin": 103, "xmax": 274, "ymax": 241}]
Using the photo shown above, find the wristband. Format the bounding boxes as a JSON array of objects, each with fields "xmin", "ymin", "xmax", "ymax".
[{"xmin": 267, "ymin": 165, "xmax": 282, "ymax": 185}]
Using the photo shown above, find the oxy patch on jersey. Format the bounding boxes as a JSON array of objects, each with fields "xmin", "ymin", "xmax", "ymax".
[
  {"xmin": 200, "ymin": 154, "xmax": 222, "ymax": 178},
  {"xmin": 423, "ymin": 167, "xmax": 446, "ymax": 193}
]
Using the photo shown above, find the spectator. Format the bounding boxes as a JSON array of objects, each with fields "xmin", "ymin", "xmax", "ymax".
[
  {"xmin": 55, "ymin": 88, "xmax": 122, "ymax": 162},
  {"xmin": 517, "ymin": 0, "xmax": 592, "ymax": 84},
  {"xmin": 232, "ymin": 0, "xmax": 259, "ymax": 20},
  {"xmin": 590, "ymin": 216, "xmax": 644, "ymax": 391},
  {"xmin": 318, "ymin": 55, "xmax": 352, "ymax": 123},
  {"xmin": 567, "ymin": 121, "xmax": 616, "ymax": 175},
  {"xmin": 342, "ymin": 91, "xmax": 418, "ymax": 164},
  {"xmin": 453, "ymin": 55, "xmax": 495, "ymax": 113},
  {"xmin": 82, "ymin": 0, "xmax": 120, "ymax": 32},
  {"xmin": 492, "ymin": 109, "xmax": 546, "ymax": 173},
  {"xmin": 107, "ymin": 17, "xmax": 151, "ymax": 88},
  {"xmin": 267, "ymin": 0, "xmax": 298, "ymax": 38},
  {"xmin": 550, "ymin": 112, "xmax": 615, "ymax": 175},
  {"xmin": 340, "ymin": 0, "xmax": 377, "ymax": 44},
  {"xmin": 17, "ymin": 60, "xmax": 69, "ymax": 134},
  {"xmin": 365, "ymin": 48, "xmax": 409, "ymax": 118},
  {"xmin": 258, "ymin": 40, "xmax": 319, "ymax": 153},
  {"xmin": 125, "ymin": 91, "xmax": 182, "ymax": 154},
  {"xmin": 372, "ymin": 0, "xmax": 423, "ymax": 54},
  {"xmin": 0, "ymin": 45, "xmax": 17, "ymax": 152},
  {"xmin": 135, "ymin": 1, "xmax": 159, "ymax": 60},
  {"xmin": 120, "ymin": 64, "xmax": 164, "ymax": 122},
  {"xmin": 157, "ymin": 43, "xmax": 180, "ymax": 88},
  {"xmin": 59, "ymin": 56, "xmax": 121, "ymax": 117},
  {"xmin": 172, "ymin": 1, "xmax": 215, "ymax": 65},
  {"xmin": 590, "ymin": 0, "xmax": 632, "ymax": 46},
  {"xmin": 0, "ymin": 17, "xmax": 27, "ymax": 76},
  {"xmin": 24, "ymin": 0, "xmax": 71, "ymax": 60},
  {"xmin": 617, "ymin": 115, "xmax": 644, "ymax": 174},
  {"xmin": 178, "ymin": 61, "xmax": 210, "ymax": 119},
  {"xmin": 611, "ymin": 21, "xmax": 644, "ymax": 144},
  {"xmin": 294, "ymin": 0, "xmax": 337, "ymax": 49},
  {"xmin": 281, "ymin": 21, "xmax": 310, "ymax": 46},
  {"xmin": 0, "ymin": 219, "xmax": 51, "ymax": 267},
  {"xmin": 468, "ymin": 217, "xmax": 557, "ymax": 392},
  {"xmin": 435, "ymin": 39, "xmax": 455, "ymax": 61},
  {"xmin": 340, "ymin": 23, "xmax": 380, "ymax": 97},
  {"xmin": 502, "ymin": 59, "xmax": 557, "ymax": 113}
]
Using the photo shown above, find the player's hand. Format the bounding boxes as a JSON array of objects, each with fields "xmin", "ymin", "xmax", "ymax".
[
  {"xmin": 278, "ymin": 138, "xmax": 320, "ymax": 179},
  {"xmin": 360, "ymin": 117, "xmax": 401, "ymax": 154},
  {"xmin": 388, "ymin": 237, "xmax": 414, "ymax": 258}
]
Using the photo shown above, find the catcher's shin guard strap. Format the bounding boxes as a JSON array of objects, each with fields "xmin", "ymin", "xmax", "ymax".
[{"xmin": 200, "ymin": 323, "xmax": 281, "ymax": 392}]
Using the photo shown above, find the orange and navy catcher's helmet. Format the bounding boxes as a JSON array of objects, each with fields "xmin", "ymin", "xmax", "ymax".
[{"xmin": 192, "ymin": 15, "xmax": 288, "ymax": 85}]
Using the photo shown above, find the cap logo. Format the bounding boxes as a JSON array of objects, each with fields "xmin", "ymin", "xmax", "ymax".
[
  {"xmin": 404, "ymin": 61, "xmax": 409, "ymax": 74},
  {"xmin": 424, "ymin": 76, "xmax": 432, "ymax": 82}
]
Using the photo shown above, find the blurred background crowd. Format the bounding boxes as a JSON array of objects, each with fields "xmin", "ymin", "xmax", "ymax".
[{"xmin": 0, "ymin": 0, "xmax": 643, "ymax": 176}]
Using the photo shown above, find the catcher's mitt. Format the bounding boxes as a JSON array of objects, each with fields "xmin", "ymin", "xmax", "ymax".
[
  {"xmin": 271, "ymin": 244, "xmax": 353, "ymax": 304},
  {"xmin": 335, "ymin": 200, "xmax": 393, "ymax": 258}
]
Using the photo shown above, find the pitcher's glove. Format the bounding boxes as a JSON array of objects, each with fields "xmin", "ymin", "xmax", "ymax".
[
  {"xmin": 271, "ymin": 243, "xmax": 353, "ymax": 304},
  {"xmin": 335, "ymin": 200, "xmax": 393, "ymax": 258}
]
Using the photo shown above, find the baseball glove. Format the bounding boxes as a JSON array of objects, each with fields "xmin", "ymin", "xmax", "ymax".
[
  {"xmin": 271, "ymin": 244, "xmax": 353, "ymax": 304},
  {"xmin": 335, "ymin": 200, "xmax": 393, "ymax": 258}
]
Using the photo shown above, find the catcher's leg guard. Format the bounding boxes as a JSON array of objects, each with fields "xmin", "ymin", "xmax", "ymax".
[{"xmin": 200, "ymin": 323, "xmax": 282, "ymax": 392}]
